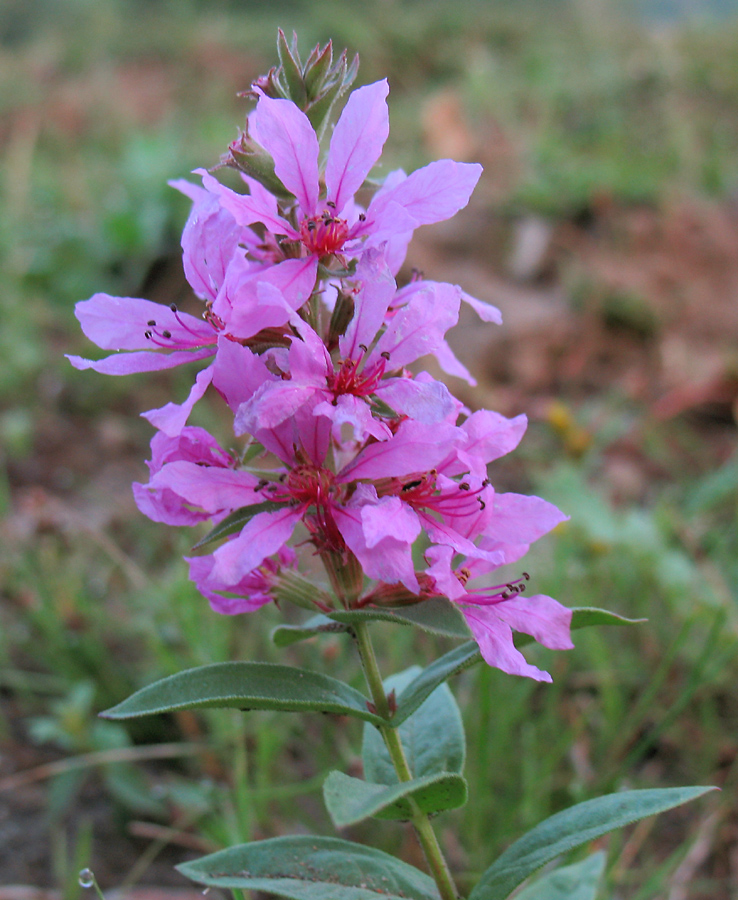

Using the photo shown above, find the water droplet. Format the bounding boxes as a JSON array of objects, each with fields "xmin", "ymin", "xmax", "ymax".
[{"xmin": 78, "ymin": 869, "xmax": 95, "ymax": 889}]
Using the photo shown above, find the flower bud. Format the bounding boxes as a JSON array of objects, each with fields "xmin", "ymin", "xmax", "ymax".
[
  {"xmin": 272, "ymin": 569, "xmax": 334, "ymax": 612},
  {"xmin": 220, "ymin": 125, "xmax": 292, "ymax": 199}
]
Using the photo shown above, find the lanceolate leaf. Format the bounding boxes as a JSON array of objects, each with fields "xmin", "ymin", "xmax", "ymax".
[
  {"xmin": 393, "ymin": 641, "xmax": 481, "ymax": 726},
  {"xmin": 363, "ymin": 668, "xmax": 465, "ymax": 783},
  {"xmin": 192, "ymin": 500, "xmax": 287, "ymax": 549},
  {"xmin": 323, "ymin": 770, "xmax": 467, "ymax": 826},
  {"xmin": 514, "ymin": 852, "xmax": 606, "ymax": 900},
  {"xmin": 177, "ymin": 835, "xmax": 441, "ymax": 900},
  {"xmin": 101, "ymin": 662, "xmax": 386, "ymax": 725},
  {"xmin": 468, "ymin": 786, "xmax": 716, "ymax": 900}
]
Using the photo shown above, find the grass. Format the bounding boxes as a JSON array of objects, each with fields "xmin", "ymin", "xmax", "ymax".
[{"xmin": 1, "ymin": 1, "xmax": 738, "ymax": 897}]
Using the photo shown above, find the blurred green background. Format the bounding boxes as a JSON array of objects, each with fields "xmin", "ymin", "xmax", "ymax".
[{"xmin": 1, "ymin": 1, "xmax": 737, "ymax": 898}]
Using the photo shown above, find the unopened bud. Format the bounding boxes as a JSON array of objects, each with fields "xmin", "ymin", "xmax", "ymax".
[
  {"xmin": 273, "ymin": 569, "xmax": 334, "ymax": 611},
  {"xmin": 221, "ymin": 129, "xmax": 292, "ymax": 200},
  {"xmin": 327, "ymin": 290, "xmax": 356, "ymax": 350}
]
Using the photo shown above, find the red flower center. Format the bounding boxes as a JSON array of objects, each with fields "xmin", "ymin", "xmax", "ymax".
[
  {"xmin": 326, "ymin": 355, "xmax": 387, "ymax": 399},
  {"xmin": 300, "ymin": 213, "xmax": 349, "ymax": 256}
]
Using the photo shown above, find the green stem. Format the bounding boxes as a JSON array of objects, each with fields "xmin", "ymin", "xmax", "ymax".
[{"xmin": 353, "ymin": 621, "xmax": 459, "ymax": 900}]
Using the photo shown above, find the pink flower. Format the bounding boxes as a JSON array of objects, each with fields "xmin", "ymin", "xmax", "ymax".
[
  {"xmin": 236, "ymin": 252, "xmax": 458, "ymax": 443},
  {"xmin": 133, "ymin": 426, "xmax": 256, "ymax": 526},
  {"xmin": 200, "ymin": 79, "xmax": 482, "ymax": 301},
  {"xmin": 424, "ymin": 490, "xmax": 572, "ymax": 682},
  {"xmin": 187, "ymin": 546, "xmax": 297, "ymax": 616}
]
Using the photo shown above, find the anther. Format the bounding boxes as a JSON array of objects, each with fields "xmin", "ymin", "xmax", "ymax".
[
  {"xmin": 169, "ymin": 303, "xmax": 178, "ymax": 312},
  {"xmin": 358, "ymin": 212, "xmax": 366, "ymax": 221},
  {"xmin": 478, "ymin": 498, "xmax": 486, "ymax": 510},
  {"xmin": 380, "ymin": 351, "xmax": 390, "ymax": 360},
  {"xmin": 459, "ymin": 482, "xmax": 470, "ymax": 491},
  {"xmin": 144, "ymin": 330, "xmax": 152, "ymax": 339},
  {"xmin": 162, "ymin": 330, "xmax": 172, "ymax": 339},
  {"xmin": 147, "ymin": 319, "xmax": 156, "ymax": 326},
  {"xmin": 358, "ymin": 343, "xmax": 368, "ymax": 353},
  {"xmin": 326, "ymin": 201, "xmax": 336, "ymax": 209}
]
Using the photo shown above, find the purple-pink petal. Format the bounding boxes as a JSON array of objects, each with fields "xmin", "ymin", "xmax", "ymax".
[
  {"xmin": 250, "ymin": 96, "xmax": 320, "ymax": 215},
  {"xmin": 197, "ymin": 168, "xmax": 292, "ymax": 236},
  {"xmin": 74, "ymin": 293, "xmax": 213, "ymax": 351},
  {"xmin": 326, "ymin": 79, "xmax": 390, "ymax": 214},
  {"xmin": 460, "ymin": 289, "xmax": 502, "ymax": 325},
  {"xmin": 340, "ymin": 251, "xmax": 396, "ymax": 360},
  {"xmin": 333, "ymin": 501, "xmax": 419, "ymax": 592},
  {"xmin": 339, "ymin": 420, "xmax": 459, "ymax": 481},
  {"xmin": 146, "ymin": 426, "xmax": 233, "ymax": 473},
  {"xmin": 211, "ymin": 506, "xmax": 300, "ymax": 584},
  {"xmin": 132, "ymin": 482, "xmax": 209, "ymax": 527},
  {"xmin": 66, "ymin": 347, "xmax": 214, "ymax": 376},
  {"xmin": 186, "ymin": 555, "xmax": 274, "ymax": 615},
  {"xmin": 432, "ymin": 340, "xmax": 476, "ymax": 385},
  {"xmin": 375, "ymin": 377, "xmax": 455, "ymax": 423},
  {"xmin": 141, "ymin": 364, "xmax": 214, "ymax": 436},
  {"xmin": 212, "ymin": 337, "xmax": 275, "ymax": 413},
  {"xmin": 147, "ymin": 461, "xmax": 260, "ymax": 513},
  {"xmin": 373, "ymin": 281, "xmax": 460, "ymax": 368},
  {"xmin": 491, "ymin": 594, "xmax": 574, "ymax": 651},
  {"xmin": 441, "ymin": 411, "xmax": 527, "ymax": 478},
  {"xmin": 214, "ymin": 256, "xmax": 317, "ymax": 335},
  {"xmin": 463, "ymin": 607, "xmax": 553, "ymax": 682},
  {"xmin": 312, "ymin": 395, "xmax": 392, "ymax": 443},
  {"xmin": 177, "ymin": 188, "xmax": 247, "ymax": 303},
  {"xmin": 367, "ymin": 159, "xmax": 483, "ymax": 228},
  {"xmin": 482, "ymin": 492, "xmax": 568, "ymax": 546}
]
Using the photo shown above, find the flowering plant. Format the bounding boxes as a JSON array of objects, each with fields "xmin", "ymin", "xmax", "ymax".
[{"xmin": 70, "ymin": 31, "xmax": 712, "ymax": 900}]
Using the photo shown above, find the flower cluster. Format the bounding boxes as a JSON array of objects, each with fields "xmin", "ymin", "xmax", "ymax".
[{"xmin": 69, "ymin": 47, "xmax": 572, "ymax": 681}]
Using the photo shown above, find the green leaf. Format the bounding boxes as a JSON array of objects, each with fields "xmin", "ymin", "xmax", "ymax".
[
  {"xmin": 515, "ymin": 852, "xmax": 606, "ymax": 900},
  {"xmin": 363, "ymin": 668, "xmax": 465, "ymax": 783},
  {"xmin": 328, "ymin": 598, "xmax": 472, "ymax": 639},
  {"xmin": 177, "ymin": 834, "xmax": 440, "ymax": 900},
  {"xmin": 192, "ymin": 500, "xmax": 287, "ymax": 550},
  {"xmin": 393, "ymin": 641, "xmax": 481, "ymax": 726},
  {"xmin": 272, "ymin": 613, "xmax": 350, "ymax": 647},
  {"xmin": 100, "ymin": 662, "xmax": 386, "ymax": 726},
  {"xmin": 468, "ymin": 786, "xmax": 716, "ymax": 900},
  {"xmin": 323, "ymin": 770, "xmax": 467, "ymax": 826}
]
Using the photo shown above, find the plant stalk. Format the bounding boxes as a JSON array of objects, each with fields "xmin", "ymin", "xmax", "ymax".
[{"xmin": 353, "ymin": 621, "xmax": 459, "ymax": 900}]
